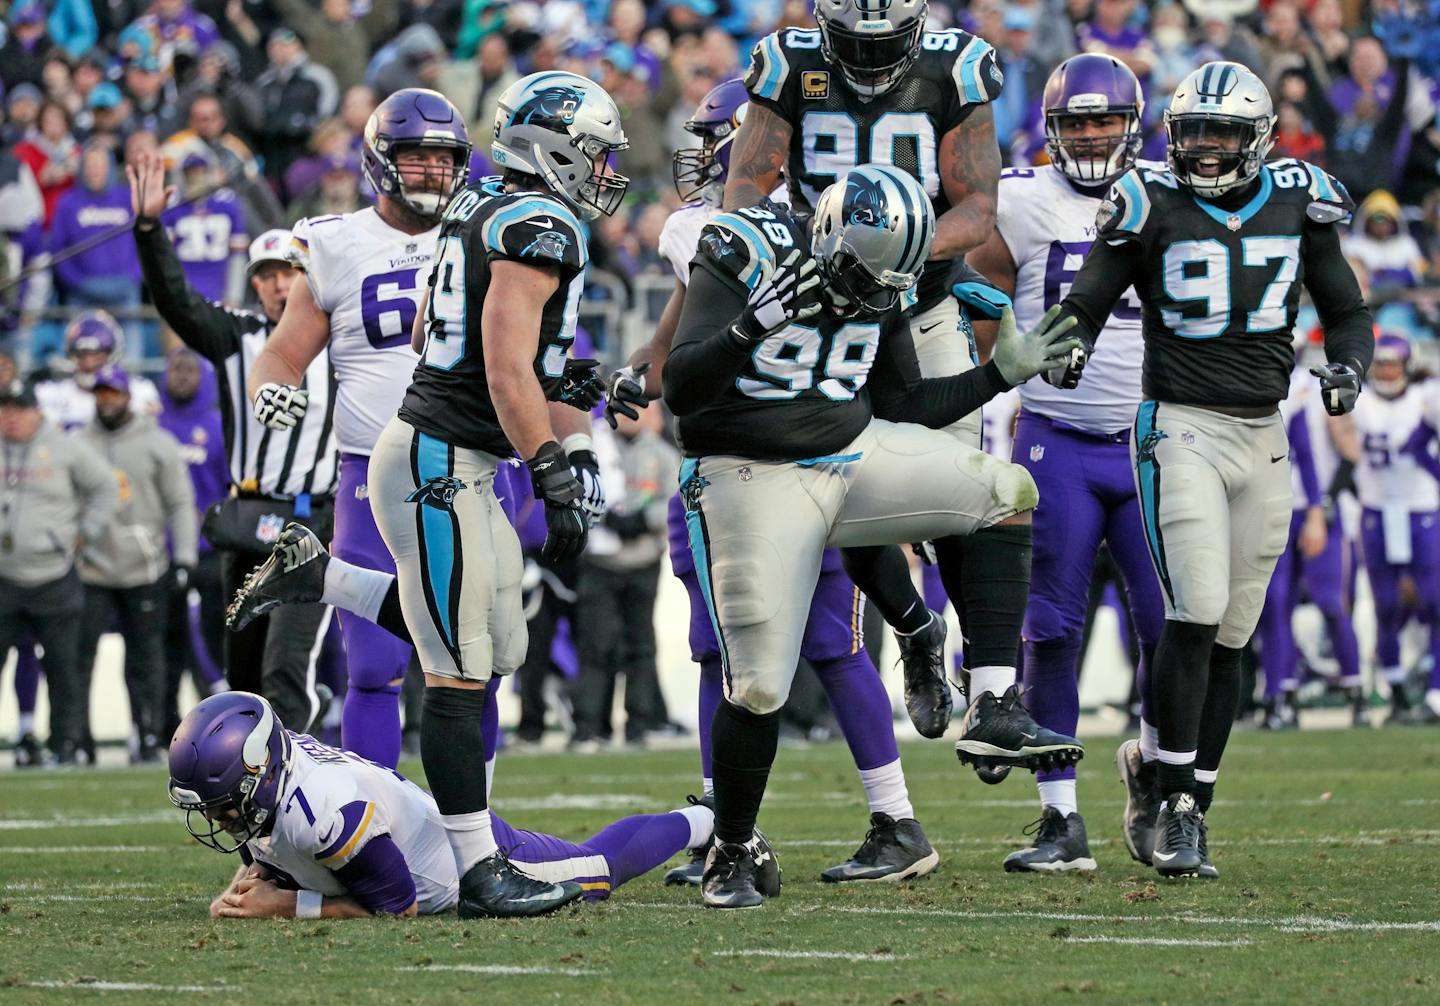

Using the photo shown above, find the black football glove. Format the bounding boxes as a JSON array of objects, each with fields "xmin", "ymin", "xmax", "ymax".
[
  {"xmin": 569, "ymin": 448, "xmax": 606, "ymax": 517},
  {"xmin": 604, "ymin": 361, "xmax": 651, "ymax": 429},
  {"xmin": 556, "ymin": 357, "xmax": 606, "ymax": 411},
  {"xmin": 527, "ymin": 441, "xmax": 589, "ymax": 563},
  {"xmin": 1310, "ymin": 361, "xmax": 1361, "ymax": 416},
  {"xmin": 733, "ymin": 249, "xmax": 823, "ymax": 344}
]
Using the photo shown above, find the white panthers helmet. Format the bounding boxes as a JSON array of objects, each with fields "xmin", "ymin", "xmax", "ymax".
[
  {"xmin": 492, "ymin": 72, "xmax": 630, "ymax": 220},
  {"xmin": 1165, "ymin": 61, "xmax": 1276, "ymax": 198},
  {"xmin": 811, "ymin": 164, "xmax": 934, "ymax": 316},
  {"xmin": 814, "ymin": 0, "xmax": 929, "ymax": 100}
]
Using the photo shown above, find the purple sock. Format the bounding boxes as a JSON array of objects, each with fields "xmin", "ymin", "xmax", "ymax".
[
  {"xmin": 1023, "ymin": 638, "xmax": 1081, "ymax": 783},
  {"xmin": 1326, "ymin": 613, "xmax": 1363, "ymax": 687},
  {"xmin": 14, "ymin": 644, "xmax": 41, "ymax": 714},
  {"xmin": 584, "ymin": 811, "xmax": 694, "ymax": 896},
  {"xmin": 697, "ymin": 654, "xmax": 723, "ymax": 784},
  {"xmin": 813, "ymin": 650, "xmax": 899, "ymax": 772},
  {"xmin": 186, "ymin": 598, "xmax": 224, "ymax": 688},
  {"xmin": 482, "ymin": 681, "xmax": 500, "ymax": 758},
  {"xmin": 342, "ymin": 683, "xmax": 403, "ymax": 767}
]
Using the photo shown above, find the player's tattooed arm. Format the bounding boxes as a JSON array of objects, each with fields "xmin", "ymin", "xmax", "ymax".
[
  {"xmin": 722, "ymin": 102, "xmax": 792, "ymax": 211},
  {"xmin": 933, "ymin": 104, "xmax": 1001, "ymax": 261}
]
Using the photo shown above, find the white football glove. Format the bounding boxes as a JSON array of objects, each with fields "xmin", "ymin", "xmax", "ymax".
[
  {"xmin": 253, "ymin": 383, "xmax": 309, "ymax": 430},
  {"xmin": 734, "ymin": 249, "xmax": 823, "ymax": 343},
  {"xmin": 569, "ymin": 450, "xmax": 607, "ymax": 518}
]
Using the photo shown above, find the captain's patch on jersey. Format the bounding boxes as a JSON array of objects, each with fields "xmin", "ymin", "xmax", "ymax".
[{"xmin": 802, "ymin": 70, "xmax": 829, "ymax": 99}]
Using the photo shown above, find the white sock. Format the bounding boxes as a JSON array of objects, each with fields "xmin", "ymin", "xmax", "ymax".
[
  {"xmin": 1157, "ymin": 747, "xmax": 1196, "ymax": 766},
  {"xmin": 1037, "ymin": 779, "xmax": 1077, "ymax": 816},
  {"xmin": 970, "ymin": 665, "xmax": 1016, "ymax": 700},
  {"xmin": 322, "ymin": 558, "xmax": 395, "ymax": 623},
  {"xmin": 442, "ymin": 809, "xmax": 497, "ymax": 875},
  {"xmin": 17, "ymin": 712, "xmax": 35, "ymax": 736},
  {"xmin": 1382, "ymin": 664, "xmax": 1406, "ymax": 685},
  {"xmin": 1139, "ymin": 720, "xmax": 1160, "ymax": 762},
  {"xmin": 702, "ymin": 776, "xmax": 714, "ymax": 798},
  {"xmin": 1425, "ymin": 689, "xmax": 1440, "ymax": 716},
  {"xmin": 675, "ymin": 804, "xmax": 714, "ymax": 850},
  {"xmin": 858, "ymin": 758, "xmax": 914, "ymax": 820}
]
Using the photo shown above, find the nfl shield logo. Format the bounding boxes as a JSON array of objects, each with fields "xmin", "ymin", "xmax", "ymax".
[
  {"xmin": 1029, "ymin": 444, "xmax": 1045, "ymax": 462},
  {"xmin": 1226, "ymin": 215, "xmax": 1242, "ymax": 231},
  {"xmin": 738, "ymin": 466, "xmax": 752, "ymax": 482},
  {"xmin": 256, "ymin": 513, "xmax": 286, "ymax": 544}
]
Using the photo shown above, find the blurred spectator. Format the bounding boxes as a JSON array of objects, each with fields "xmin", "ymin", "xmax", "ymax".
[
  {"xmin": 1273, "ymin": 100, "xmax": 1326, "ymax": 165},
  {"xmin": 289, "ymin": 153, "xmax": 365, "ymax": 219},
  {"xmin": 4, "ymin": 84, "xmax": 42, "ymax": 148},
  {"xmin": 1149, "ymin": 1, "xmax": 1198, "ymax": 97},
  {"xmin": 271, "ymin": 0, "xmax": 399, "ymax": 94},
  {"xmin": 437, "ymin": 31, "xmax": 519, "ymax": 141},
  {"xmin": 255, "ymin": 27, "xmax": 339, "ymax": 199},
  {"xmin": 0, "ymin": 377, "xmax": 118, "ymax": 766},
  {"xmin": 71, "ymin": 47, "xmax": 112, "ymax": 112},
  {"xmin": 993, "ymin": 5, "xmax": 1049, "ymax": 157},
  {"xmin": 601, "ymin": 43, "xmax": 668, "ymax": 193},
  {"xmin": 74, "ymin": 363, "xmax": 197, "ymax": 764},
  {"xmin": 1304, "ymin": 0, "xmax": 1352, "ymax": 84},
  {"xmin": 1343, "ymin": 189, "xmax": 1427, "ymax": 293},
  {"xmin": 660, "ymin": 0, "xmax": 716, "ymax": 46},
  {"xmin": 1256, "ymin": 0, "xmax": 1308, "ymax": 90},
  {"xmin": 43, "ymin": 53, "xmax": 82, "ymax": 119},
  {"xmin": 1192, "ymin": 7, "xmax": 1263, "ymax": 77},
  {"xmin": 283, "ymin": 119, "xmax": 355, "ymax": 202},
  {"xmin": 49, "ymin": 144, "xmax": 141, "ymax": 313},
  {"xmin": 162, "ymin": 92, "xmax": 283, "ymax": 231},
  {"xmin": 125, "ymin": 0, "xmax": 221, "ymax": 78},
  {"xmin": 1076, "ymin": 0, "xmax": 1156, "ymax": 85},
  {"xmin": 15, "ymin": 101, "xmax": 80, "ymax": 227},
  {"xmin": 123, "ymin": 46, "xmax": 182, "ymax": 138},
  {"xmin": 1322, "ymin": 42, "xmax": 1426, "ymax": 199},
  {"xmin": 176, "ymin": 41, "xmax": 264, "ymax": 141},
  {"xmin": 162, "ymin": 153, "xmax": 249, "ymax": 304},
  {"xmin": 0, "ymin": 2, "xmax": 53, "ymax": 91},
  {"xmin": 1025, "ymin": 0, "xmax": 1078, "ymax": 71},
  {"xmin": 455, "ymin": 0, "xmax": 508, "ymax": 61},
  {"xmin": 83, "ymin": 84, "xmax": 130, "ymax": 146},
  {"xmin": 367, "ymin": 22, "xmax": 446, "ymax": 97}
]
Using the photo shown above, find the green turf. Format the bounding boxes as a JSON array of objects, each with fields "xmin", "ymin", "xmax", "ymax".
[{"xmin": 2, "ymin": 727, "xmax": 1439, "ymax": 1004}]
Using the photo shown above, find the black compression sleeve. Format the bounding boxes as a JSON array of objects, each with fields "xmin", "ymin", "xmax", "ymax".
[
  {"xmin": 661, "ymin": 264, "xmax": 754, "ymax": 416},
  {"xmin": 868, "ymin": 315, "xmax": 1014, "ymax": 427},
  {"xmin": 133, "ymin": 222, "xmax": 244, "ymax": 362},
  {"xmin": 1059, "ymin": 237, "xmax": 1145, "ymax": 347},
  {"xmin": 1303, "ymin": 222, "xmax": 1375, "ymax": 376}
]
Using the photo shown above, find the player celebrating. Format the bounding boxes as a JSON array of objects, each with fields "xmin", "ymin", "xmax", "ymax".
[
  {"xmin": 365, "ymin": 72, "xmax": 629, "ymax": 919},
  {"xmin": 1056, "ymin": 62, "xmax": 1374, "ymax": 877},
  {"xmin": 169, "ymin": 692, "xmax": 728, "ymax": 919},
  {"xmin": 725, "ymin": 0, "xmax": 1060, "ymax": 768},
  {"xmin": 967, "ymin": 54, "xmax": 1163, "ymax": 873},
  {"xmin": 246, "ymin": 88, "xmax": 471, "ymax": 769},
  {"xmin": 664, "ymin": 165, "xmax": 1083, "ymax": 908}
]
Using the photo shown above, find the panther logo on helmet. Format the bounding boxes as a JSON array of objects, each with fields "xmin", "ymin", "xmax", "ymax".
[
  {"xmin": 407, "ymin": 475, "xmax": 468, "ymax": 510},
  {"xmin": 844, "ymin": 173, "xmax": 889, "ymax": 229},
  {"xmin": 508, "ymin": 86, "xmax": 585, "ymax": 131}
]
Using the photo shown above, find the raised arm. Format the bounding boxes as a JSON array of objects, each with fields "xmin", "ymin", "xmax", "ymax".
[{"xmin": 722, "ymin": 102, "xmax": 792, "ymax": 211}]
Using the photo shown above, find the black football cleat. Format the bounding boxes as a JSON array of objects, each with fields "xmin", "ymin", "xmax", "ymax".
[
  {"xmin": 664, "ymin": 795, "xmax": 713, "ymax": 887},
  {"xmin": 1196, "ymin": 824, "xmax": 1219, "ymax": 880},
  {"xmin": 897, "ymin": 612, "xmax": 952, "ymax": 739},
  {"xmin": 1115, "ymin": 739, "xmax": 1160, "ymax": 866},
  {"xmin": 457, "ymin": 848, "xmax": 584, "ymax": 918},
  {"xmin": 820, "ymin": 813, "xmax": 939, "ymax": 883},
  {"xmin": 702, "ymin": 832, "xmax": 781, "ymax": 909},
  {"xmin": 13, "ymin": 732, "xmax": 44, "ymax": 769},
  {"xmin": 973, "ymin": 760, "xmax": 1012, "ymax": 785},
  {"xmin": 1003, "ymin": 807, "xmax": 1097, "ymax": 873},
  {"xmin": 955, "ymin": 684, "xmax": 1083, "ymax": 775},
  {"xmin": 226, "ymin": 522, "xmax": 328, "ymax": 631},
  {"xmin": 1151, "ymin": 793, "xmax": 1206, "ymax": 878}
]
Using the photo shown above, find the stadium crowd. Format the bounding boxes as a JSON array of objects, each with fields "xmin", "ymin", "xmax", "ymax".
[{"xmin": 2, "ymin": 0, "xmax": 1439, "ymax": 766}]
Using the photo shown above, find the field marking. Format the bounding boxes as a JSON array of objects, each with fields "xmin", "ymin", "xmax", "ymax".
[
  {"xmin": 3, "ymin": 881, "xmax": 165, "ymax": 891},
  {"xmin": 0, "ymin": 812, "xmax": 176, "ymax": 830},
  {"xmin": 20, "ymin": 980, "xmax": 222, "ymax": 993},
  {"xmin": 1058, "ymin": 936, "xmax": 1252, "ymax": 947},
  {"xmin": 12, "ymin": 894, "xmax": 169, "ymax": 903},
  {"xmin": 0, "ymin": 845, "xmax": 170, "ymax": 854},
  {"xmin": 400, "ymin": 965, "xmax": 599, "ymax": 977},
  {"xmin": 711, "ymin": 950, "xmax": 908, "ymax": 962},
  {"xmin": 826, "ymin": 907, "xmax": 1440, "ymax": 934}
]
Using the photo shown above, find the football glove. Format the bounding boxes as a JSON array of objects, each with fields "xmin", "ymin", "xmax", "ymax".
[
  {"xmin": 991, "ymin": 305, "xmax": 1083, "ymax": 387},
  {"xmin": 253, "ymin": 383, "xmax": 308, "ymax": 430},
  {"xmin": 733, "ymin": 249, "xmax": 823, "ymax": 344},
  {"xmin": 569, "ymin": 448, "xmax": 606, "ymax": 518},
  {"xmin": 1310, "ymin": 361, "xmax": 1361, "ymax": 416},
  {"xmin": 556, "ymin": 357, "xmax": 605, "ymax": 411},
  {"xmin": 604, "ymin": 361, "xmax": 651, "ymax": 429},
  {"xmin": 527, "ymin": 441, "xmax": 589, "ymax": 563}
]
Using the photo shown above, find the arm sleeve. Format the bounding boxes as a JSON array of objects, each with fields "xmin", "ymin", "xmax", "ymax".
[
  {"xmin": 1403, "ymin": 421, "xmax": 1440, "ymax": 485},
  {"xmin": 158, "ymin": 433, "xmax": 198, "ymax": 568},
  {"xmin": 68, "ymin": 438, "xmax": 119, "ymax": 543},
  {"xmin": 134, "ymin": 223, "xmax": 243, "ymax": 363},
  {"xmin": 1058, "ymin": 236, "xmax": 1145, "ymax": 346},
  {"xmin": 868, "ymin": 314, "xmax": 1014, "ymax": 427},
  {"xmin": 1301, "ymin": 221, "xmax": 1374, "ymax": 375},
  {"xmin": 1289, "ymin": 410, "xmax": 1322, "ymax": 507},
  {"xmin": 331, "ymin": 833, "xmax": 418, "ymax": 915},
  {"xmin": 661, "ymin": 262, "xmax": 754, "ymax": 416}
]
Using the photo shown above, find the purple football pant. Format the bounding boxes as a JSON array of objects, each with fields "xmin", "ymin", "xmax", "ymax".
[
  {"xmin": 334, "ymin": 454, "xmax": 413, "ymax": 768},
  {"xmin": 12, "ymin": 638, "xmax": 40, "ymax": 716},
  {"xmin": 1360, "ymin": 507, "xmax": 1440, "ymax": 686},
  {"xmin": 1256, "ymin": 510, "xmax": 1362, "ymax": 694},
  {"xmin": 668, "ymin": 495, "xmax": 899, "ymax": 781},
  {"xmin": 1014, "ymin": 412, "xmax": 1165, "ymax": 783},
  {"xmin": 492, "ymin": 808, "xmax": 695, "ymax": 901}
]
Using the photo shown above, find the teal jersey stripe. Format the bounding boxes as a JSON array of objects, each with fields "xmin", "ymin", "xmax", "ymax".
[
  {"xmin": 957, "ymin": 39, "xmax": 990, "ymax": 104},
  {"xmin": 1116, "ymin": 172, "xmax": 1147, "ymax": 233},
  {"xmin": 755, "ymin": 34, "xmax": 785, "ymax": 101},
  {"xmin": 483, "ymin": 197, "xmax": 586, "ymax": 264},
  {"xmin": 712, "ymin": 212, "xmax": 775, "ymax": 289}
]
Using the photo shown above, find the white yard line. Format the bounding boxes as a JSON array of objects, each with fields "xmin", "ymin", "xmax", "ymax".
[
  {"xmin": 21, "ymin": 980, "xmax": 222, "ymax": 993},
  {"xmin": 711, "ymin": 950, "xmax": 908, "ymax": 962},
  {"xmin": 1058, "ymin": 936, "xmax": 1252, "ymax": 947},
  {"xmin": 826, "ymin": 906, "xmax": 1440, "ymax": 934},
  {"xmin": 0, "ymin": 845, "xmax": 171, "ymax": 853},
  {"xmin": 0, "ymin": 812, "xmax": 176, "ymax": 830},
  {"xmin": 400, "ymin": 965, "xmax": 599, "ymax": 977}
]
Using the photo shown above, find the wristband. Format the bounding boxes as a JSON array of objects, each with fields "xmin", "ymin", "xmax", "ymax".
[
  {"xmin": 295, "ymin": 889, "xmax": 323, "ymax": 919},
  {"xmin": 561, "ymin": 433, "xmax": 594, "ymax": 457}
]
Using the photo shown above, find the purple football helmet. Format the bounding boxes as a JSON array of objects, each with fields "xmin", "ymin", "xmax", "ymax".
[
  {"xmin": 1371, "ymin": 332, "xmax": 1412, "ymax": 398},
  {"xmin": 362, "ymin": 88, "xmax": 471, "ymax": 222},
  {"xmin": 64, "ymin": 309, "xmax": 124, "ymax": 361},
  {"xmin": 168, "ymin": 692, "xmax": 291, "ymax": 853},
  {"xmin": 672, "ymin": 78, "xmax": 749, "ymax": 205},
  {"xmin": 1043, "ymin": 54, "xmax": 1145, "ymax": 188}
]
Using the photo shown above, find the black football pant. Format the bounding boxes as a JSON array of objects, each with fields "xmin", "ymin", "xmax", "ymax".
[
  {"xmin": 570, "ymin": 561, "xmax": 666, "ymax": 743},
  {"xmin": 162, "ymin": 550, "xmax": 225, "ymax": 737},
  {"xmin": 0, "ymin": 569, "xmax": 82, "ymax": 751},
  {"xmin": 74, "ymin": 579, "xmax": 168, "ymax": 748}
]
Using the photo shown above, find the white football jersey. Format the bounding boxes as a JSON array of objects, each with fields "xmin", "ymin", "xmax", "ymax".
[
  {"xmin": 999, "ymin": 163, "xmax": 1150, "ymax": 435},
  {"xmin": 34, "ymin": 375, "xmax": 161, "ymax": 433},
  {"xmin": 982, "ymin": 386, "xmax": 1021, "ymax": 461},
  {"xmin": 1351, "ymin": 380, "xmax": 1439, "ymax": 511},
  {"xmin": 289, "ymin": 209, "xmax": 437, "ymax": 456},
  {"xmin": 659, "ymin": 202, "xmax": 716, "ymax": 286},
  {"xmin": 1281, "ymin": 368, "xmax": 1341, "ymax": 511},
  {"xmin": 243, "ymin": 733, "xmax": 458, "ymax": 914}
]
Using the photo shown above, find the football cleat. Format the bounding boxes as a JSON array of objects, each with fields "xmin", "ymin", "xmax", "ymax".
[
  {"xmin": 13, "ymin": 732, "xmax": 45, "ymax": 769},
  {"xmin": 1196, "ymin": 823, "xmax": 1219, "ymax": 880},
  {"xmin": 702, "ymin": 831, "xmax": 781, "ymax": 909},
  {"xmin": 896, "ymin": 612, "xmax": 952, "ymax": 739},
  {"xmin": 1115, "ymin": 738, "xmax": 1160, "ymax": 866},
  {"xmin": 1349, "ymin": 688, "xmax": 1371, "ymax": 728},
  {"xmin": 955, "ymin": 684, "xmax": 1083, "ymax": 774},
  {"xmin": 1261, "ymin": 693, "xmax": 1298, "ymax": 730},
  {"xmin": 664, "ymin": 794, "xmax": 714, "ymax": 887},
  {"xmin": 226, "ymin": 522, "xmax": 328, "ymax": 631},
  {"xmin": 1002, "ymin": 807, "xmax": 1097, "ymax": 873},
  {"xmin": 1151, "ymin": 793, "xmax": 1206, "ymax": 878},
  {"xmin": 973, "ymin": 760, "xmax": 1012, "ymax": 785},
  {"xmin": 457, "ymin": 848, "xmax": 584, "ymax": 919},
  {"xmin": 820, "ymin": 813, "xmax": 939, "ymax": 883}
]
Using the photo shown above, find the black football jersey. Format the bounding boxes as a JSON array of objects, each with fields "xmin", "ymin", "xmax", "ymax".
[
  {"xmin": 399, "ymin": 178, "xmax": 587, "ymax": 455},
  {"xmin": 1073, "ymin": 158, "xmax": 1358, "ymax": 408},
  {"xmin": 743, "ymin": 25, "xmax": 1001, "ymax": 313}
]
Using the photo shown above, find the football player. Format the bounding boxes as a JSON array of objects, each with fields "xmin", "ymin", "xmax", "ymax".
[
  {"xmin": 33, "ymin": 310, "xmax": 161, "ymax": 431},
  {"xmin": 364, "ymin": 72, "xmax": 627, "ymax": 919},
  {"xmin": 1349, "ymin": 334, "xmax": 1440, "ymax": 725},
  {"xmin": 725, "ymin": 0, "xmax": 1062, "ymax": 772},
  {"xmin": 246, "ymin": 88, "xmax": 472, "ymax": 769},
  {"xmin": 169, "ymin": 692, "xmax": 728, "ymax": 919},
  {"xmin": 664, "ymin": 164, "xmax": 1083, "ymax": 908},
  {"xmin": 966, "ymin": 54, "xmax": 1164, "ymax": 873},
  {"xmin": 1056, "ymin": 62, "xmax": 1375, "ymax": 877}
]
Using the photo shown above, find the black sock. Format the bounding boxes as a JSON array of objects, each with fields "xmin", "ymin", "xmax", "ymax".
[
  {"xmin": 1194, "ymin": 643, "xmax": 1242, "ymax": 813},
  {"xmin": 420, "ymin": 686, "xmax": 489, "ymax": 815},
  {"xmin": 375, "ymin": 582, "xmax": 414, "ymax": 644},
  {"xmin": 1195, "ymin": 781, "xmax": 1215, "ymax": 815},
  {"xmin": 935, "ymin": 523, "xmax": 1031, "ymax": 668},
  {"xmin": 1153, "ymin": 619, "xmax": 1219, "ymax": 800},
  {"xmin": 710, "ymin": 700, "xmax": 780, "ymax": 846},
  {"xmin": 840, "ymin": 545, "xmax": 930, "ymax": 634}
]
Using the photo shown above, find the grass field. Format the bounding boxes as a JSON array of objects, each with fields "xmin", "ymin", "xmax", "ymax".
[{"xmin": 2, "ymin": 726, "xmax": 1439, "ymax": 1004}]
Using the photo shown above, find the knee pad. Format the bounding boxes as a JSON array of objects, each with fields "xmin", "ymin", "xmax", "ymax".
[
  {"xmin": 993, "ymin": 462, "xmax": 1039, "ymax": 515},
  {"xmin": 708, "ymin": 536, "xmax": 781, "ymax": 628},
  {"xmin": 726, "ymin": 671, "xmax": 788, "ymax": 717}
]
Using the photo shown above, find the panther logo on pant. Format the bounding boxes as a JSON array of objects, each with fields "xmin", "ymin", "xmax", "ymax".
[{"xmin": 406, "ymin": 475, "xmax": 468, "ymax": 510}]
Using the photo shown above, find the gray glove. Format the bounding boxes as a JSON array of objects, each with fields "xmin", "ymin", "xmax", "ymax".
[{"xmin": 991, "ymin": 305, "xmax": 1083, "ymax": 387}]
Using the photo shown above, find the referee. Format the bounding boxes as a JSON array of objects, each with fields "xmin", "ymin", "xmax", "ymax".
[{"xmin": 129, "ymin": 152, "xmax": 337, "ymax": 732}]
